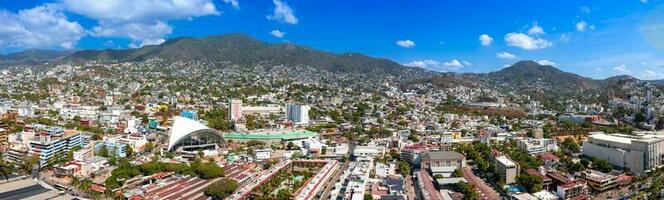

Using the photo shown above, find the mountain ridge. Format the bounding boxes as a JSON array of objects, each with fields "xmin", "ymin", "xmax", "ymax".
[{"xmin": 0, "ymin": 34, "xmax": 661, "ymax": 87}]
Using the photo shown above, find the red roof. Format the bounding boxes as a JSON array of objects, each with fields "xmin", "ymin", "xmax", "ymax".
[
  {"xmin": 539, "ymin": 152, "xmax": 560, "ymax": 161},
  {"xmin": 91, "ymin": 184, "xmax": 107, "ymax": 193}
]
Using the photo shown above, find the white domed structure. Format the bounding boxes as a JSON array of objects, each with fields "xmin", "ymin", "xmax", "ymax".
[{"xmin": 168, "ymin": 116, "xmax": 224, "ymax": 151}]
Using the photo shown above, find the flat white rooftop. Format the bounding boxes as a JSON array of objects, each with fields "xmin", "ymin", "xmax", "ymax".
[
  {"xmin": 589, "ymin": 132, "xmax": 664, "ymax": 144},
  {"xmin": 496, "ymin": 156, "xmax": 517, "ymax": 167}
]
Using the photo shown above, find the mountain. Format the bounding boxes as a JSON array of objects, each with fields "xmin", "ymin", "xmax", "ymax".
[
  {"xmin": 485, "ymin": 60, "xmax": 600, "ymax": 93},
  {"xmin": 63, "ymin": 34, "xmax": 424, "ymax": 76},
  {"xmin": 0, "ymin": 49, "xmax": 73, "ymax": 65}
]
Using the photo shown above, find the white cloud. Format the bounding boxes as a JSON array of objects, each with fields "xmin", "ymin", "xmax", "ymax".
[
  {"xmin": 642, "ymin": 69, "xmax": 662, "ymax": 79},
  {"xmin": 443, "ymin": 59, "xmax": 464, "ymax": 69},
  {"xmin": 613, "ymin": 64, "xmax": 631, "ymax": 74},
  {"xmin": 396, "ymin": 40, "xmax": 415, "ymax": 48},
  {"xmin": 496, "ymin": 51, "xmax": 517, "ymax": 59},
  {"xmin": 61, "ymin": 0, "xmax": 218, "ymax": 24},
  {"xmin": 504, "ymin": 33, "xmax": 553, "ymax": 50},
  {"xmin": 404, "ymin": 60, "xmax": 440, "ymax": 68},
  {"xmin": 479, "ymin": 34, "xmax": 493, "ymax": 46},
  {"xmin": 269, "ymin": 29, "xmax": 286, "ymax": 38},
  {"xmin": 92, "ymin": 21, "xmax": 172, "ymax": 48},
  {"xmin": 576, "ymin": 21, "xmax": 595, "ymax": 32},
  {"xmin": 580, "ymin": 6, "xmax": 591, "ymax": 14},
  {"xmin": 595, "ymin": 67, "xmax": 604, "ymax": 72},
  {"xmin": 641, "ymin": 0, "xmax": 648, "ymax": 3},
  {"xmin": 266, "ymin": 0, "xmax": 298, "ymax": 25},
  {"xmin": 0, "ymin": 4, "xmax": 85, "ymax": 50},
  {"xmin": 537, "ymin": 59, "xmax": 557, "ymax": 66},
  {"xmin": 222, "ymin": 0, "xmax": 240, "ymax": 9},
  {"xmin": 576, "ymin": 21, "xmax": 588, "ymax": 32},
  {"xmin": 559, "ymin": 33, "xmax": 571, "ymax": 42},
  {"xmin": 404, "ymin": 59, "xmax": 469, "ymax": 71},
  {"xmin": 60, "ymin": 0, "xmax": 219, "ymax": 47},
  {"xmin": 528, "ymin": 23, "xmax": 545, "ymax": 35}
]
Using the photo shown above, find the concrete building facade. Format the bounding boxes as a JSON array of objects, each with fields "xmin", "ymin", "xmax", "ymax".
[{"xmin": 582, "ymin": 132, "xmax": 664, "ymax": 174}]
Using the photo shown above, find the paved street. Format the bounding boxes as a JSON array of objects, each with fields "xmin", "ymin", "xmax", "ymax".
[
  {"xmin": 404, "ymin": 175, "xmax": 416, "ymax": 200},
  {"xmin": 462, "ymin": 167, "xmax": 501, "ymax": 200}
]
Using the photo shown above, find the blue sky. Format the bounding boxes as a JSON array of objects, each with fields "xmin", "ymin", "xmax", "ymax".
[{"xmin": 1, "ymin": 0, "xmax": 664, "ymax": 79}]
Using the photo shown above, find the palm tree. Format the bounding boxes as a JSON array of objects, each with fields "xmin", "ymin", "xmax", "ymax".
[
  {"xmin": 18, "ymin": 155, "xmax": 39, "ymax": 178},
  {"xmin": 0, "ymin": 161, "xmax": 14, "ymax": 182}
]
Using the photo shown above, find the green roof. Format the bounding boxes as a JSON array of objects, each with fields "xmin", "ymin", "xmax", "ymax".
[{"xmin": 223, "ymin": 130, "xmax": 317, "ymax": 140}]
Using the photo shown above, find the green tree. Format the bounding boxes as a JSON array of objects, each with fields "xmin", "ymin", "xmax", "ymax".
[
  {"xmin": 0, "ymin": 154, "xmax": 14, "ymax": 181},
  {"xmin": 291, "ymin": 151, "xmax": 304, "ymax": 159},
  {"xmin": 517, "ymin": 173, "xmax": 543, "ymax": 193},
  {"xmin": 144, "ymin": 142, "xmax": 155, "ymax": 153},
  {"xmin": 454, "ymin": 182, "xmax": 479, "ymax": 200},
  {"xmin": 204, "ymin": 178, "xmax": 238, "ymax": 200},
  {"xmin": 126, "ymin": 145, "xmax": 134, "ymax": 158},
  {"xmin": 98, "ymin": 144, "xmax": 109, "ymax": 157},
  {"xmin": 18, "ymin": 155, "xmax": 39, "ymax": 177},
  {"xmin": 452, "ymin": 169, "xmax": 463, "ymax": 177},
  {"xmin": 397, "ymin": 161, "xmax": 411, "ymax": 175},
  {"xmin": 407, "ymin": 134, "xmax": 419, "ymax": 142},
  {"xmin": 561, "ymin": 138, "xmax": 579, "ymax": 153},
  {"xmin": 364, "ymin": 193, "xmax": 374, "ymax": 200},
  {"xmin": 592, "ymin": 158, "xmax": 613, "ymax": 173}
]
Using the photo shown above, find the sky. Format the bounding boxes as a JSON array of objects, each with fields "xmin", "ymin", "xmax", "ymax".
[{"xmin": 1, "ymin": 0, "xmax": 664, "ymax": 80}]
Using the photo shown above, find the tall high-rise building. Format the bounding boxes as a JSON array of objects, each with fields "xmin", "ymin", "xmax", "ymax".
[
  {"xmin": 229, "ymin": 99, "xmax": 243, "ymax": 122},
  {"xmin": 646, "ymin": 90, "xmax": 652, "ymax": 103},
  {"xmin": 286, "ymin": 104, "xmax": 310, "ymax": 124}
]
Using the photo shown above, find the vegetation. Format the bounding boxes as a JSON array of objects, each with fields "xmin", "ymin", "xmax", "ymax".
[
  {"xmin": 201, "ymin": 108, "xmax": 234, "ymax": 131},
  {"xmin": 517, "ymin": 173, "xmax": 543, "ymax": 193},
  {"xmin": 397, "ymin": 161, "xmax": 411, "ymax": 175},
  {"xmin": 454, "ymin": 181, "xmax": 480, "ymax": 200},
  {"xmin": 204, "ymin": 178, "xmax": 238, "ymax": 200},
  {"xmin": 105, "ymin": 158, "xmax": 224, "ymax": 190},
  {"xmin": 560, "ymin": 138, "xmax": 580, "ymax": 153},
  {"xmin": 592, "ymin": 158, "xmax": 613, "ymax": 173}
]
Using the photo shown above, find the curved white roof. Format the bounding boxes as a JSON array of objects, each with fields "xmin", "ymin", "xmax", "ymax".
[{"xmin": 168, "ymin": 116, "xmax": 220, "ymax": 151}]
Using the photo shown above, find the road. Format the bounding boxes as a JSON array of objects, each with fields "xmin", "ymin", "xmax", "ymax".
[
  {"xmin": 404, "ymin": 175, "xmax": 416, "ymax": 200},
  {"xmin": 462, "ymin": 167, "xmax": 501, "ymax": 200},
  {"xmin": 319, "ymin": 161, "xmax": 348, "ymax": 199}
]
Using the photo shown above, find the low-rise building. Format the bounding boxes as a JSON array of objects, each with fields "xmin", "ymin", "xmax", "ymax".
[
  {"xmin": 254, "ymin": 149, "xmax": 271, "ymax": 161},
  {"xmin": 578, "ymin": 170, "xmax": 617, "ymax": 192},
  {"xmin": 517, "ymin": 138, "xmax": 558, "ymax": 155},
  {"xmin": 556, "ymin": 181, "xmax": 588, "ymax": 200}
]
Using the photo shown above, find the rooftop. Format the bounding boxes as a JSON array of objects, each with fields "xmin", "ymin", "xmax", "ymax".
[
  {"xmin": 422, "ymin": 151, "xmax": 464, "ymax": 161},
  {"xmin": 496, "ymin": 156, "xmax": 517, "ymax": 167},
  {"xmin": 223, "ymin": 130, "xmax": 317, "ymax": 140},
  {"xmin": 588, "ymin": 132, "xmax": 664, "ymax": 144}
]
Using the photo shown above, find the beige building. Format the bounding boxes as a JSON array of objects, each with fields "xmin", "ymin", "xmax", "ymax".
[
  {"xmin": 579, "ymin": 170, "xmax": 617, "ymax": 192},
  {"xmin": 421, "ymin": 151, "xmax": 466, "ymax": 178},
  {"xmin": 495, "ymin": 155, "xmax": 519, "ymax": 184}
]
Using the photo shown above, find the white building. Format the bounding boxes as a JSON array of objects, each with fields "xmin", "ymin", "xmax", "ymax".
[
  {"xmin": 582, "ymin": 132, "xmax": 664, "ymax": 174},
  {"xmin": 352, "ymin": 145, "xmax": 383, "ymax": 158},
  {"xmin": 517, "ymin": 138, "xmax": 558, "ymax": 155},
  {"xmin": 254, "ymin": 149, "xmax": 271, "ymax": 161},
  {"xmin": 286, "ymin": 104, "xmax": 310, "ymax": 124}
]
